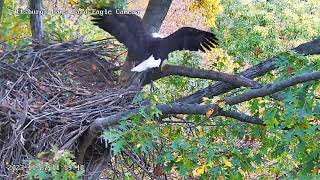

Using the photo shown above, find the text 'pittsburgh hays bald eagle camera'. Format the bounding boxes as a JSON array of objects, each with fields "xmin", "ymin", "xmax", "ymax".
[{"xmin": 91, "ymin": 8, "xmax": 219, "ymax": 72}]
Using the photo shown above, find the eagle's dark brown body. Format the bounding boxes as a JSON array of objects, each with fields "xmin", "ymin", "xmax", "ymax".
[{"xmin": 92, "ymin": 8, "xmax": 218, "ymax": 72}]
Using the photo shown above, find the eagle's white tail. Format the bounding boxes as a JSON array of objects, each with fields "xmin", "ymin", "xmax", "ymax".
[{"xmin": 131, "ymin": 55, "xmax": 161, "ymax": 72}]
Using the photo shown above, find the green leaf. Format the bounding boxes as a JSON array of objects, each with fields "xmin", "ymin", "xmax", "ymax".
[
  {"xmin": 103, "ymin": 130, "xmax": 121, "ymax": 142},
  {"xmin": 112, "ymin": 139, "xmax": 126, "ymax": 155}
]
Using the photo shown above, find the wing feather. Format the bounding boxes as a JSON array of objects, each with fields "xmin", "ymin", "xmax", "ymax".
[
  {"xmin": 159, "ymin": 27, "xmax": 219, "ymax": 55},
  {"xmin": 91, "ymin": 8, "xmax": 150, "ymax": 54}
]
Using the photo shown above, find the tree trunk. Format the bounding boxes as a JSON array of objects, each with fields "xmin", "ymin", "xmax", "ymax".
[
  {"xmin": 142, "ymin": 0, "xmax": 173, "ymax": 33},
  {"xmin": 0, "ymin": 0, "xmax": 4, "ymax": 21},
  {"xmin": 0, "ymin": 1, "xmax": 4, "ymax": 93},
  {"xmin": 29, "ymin": 0, "xmax": 44, "ymax": 43},
  {"xmin": 119, "ymin": 0, "xmax": 173, "ymax": 86}
]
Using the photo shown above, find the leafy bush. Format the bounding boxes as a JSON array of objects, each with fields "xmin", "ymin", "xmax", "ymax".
[{"xmin": 28, "ymin": 148, "xmax": 84, "ymax": 180}]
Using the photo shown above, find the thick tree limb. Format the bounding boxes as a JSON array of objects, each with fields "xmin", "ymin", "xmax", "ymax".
[
  {"xmin": 90, "ymin": 103, "xmax": 264, "ymax": 133},
  {"xmin": 77, "ymin": 102, "xmax": 264, "ymax": 163},
  {"xmin": 294, "ymin": 39, "xmax": 320, "ymax": 55},
  {"xmin": 225, "ymin": 71, "xmax": 320, "ymax": 105},
  {"xmin": 146, "ymin": 64, "xmax": 261, "ymax": 87},
  {"xmin": 157, "ymin": 103, "xmax": 264, "ymax": 125},
  {"xmin": 179, "ymin": 38, "xmax": 320, "ymax": 104}
]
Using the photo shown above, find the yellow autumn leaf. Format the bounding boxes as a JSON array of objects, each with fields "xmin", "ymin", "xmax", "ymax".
[
  {"xmin": 145, "ymin": 120, "xmax": 153, "ymax": 125},
  {"xmin": 315, "ymin": 83, "xmax": 320, "ymax": 97},
  {"xmin": 176, "ymin": 156, "xmax": 183, "ymax": 162},
  {"xmin": 207, "ymin": 161, "xmax": 215, "ymax": 168},
  {"xmin": 67, "ymin": 0, "xmax": 79, "ymax": 7},
  {"xmin": 172, "ymin": 152, "xmax": 178, "ymax": 157},
  {"xmin": 188, "ymin": 0, "xmax": 222, "ymax": 27},
  {"xmin": 202, "ymin": 97, "xmax": 209, "ymax": 102},
  {"xmin": 239, "ymin": 169, "xmax": 246, "ymax": 177},
  {"xmin": 155, "ymin": 96, "xmax": 159, "ymax": 102},
  {"xmin": 312, "ymin": 166, "xmax": 319, "ymax": 175},
  {"xmin": 222, "ymin": 157, "xmax": 232, "ymax": 168},
  {"xmin": 193, "ymin": 164, "xmax": 207, "ymax": 177}
]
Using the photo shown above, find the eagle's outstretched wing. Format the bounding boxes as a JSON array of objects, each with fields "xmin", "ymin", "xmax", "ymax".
[
  {"xmin": 91, "ymin": 8, "xmax": 150, "ymax": 54},
  {"xmin": 159, "ymin": 27, "xmax": 219, "ymax": 55}
]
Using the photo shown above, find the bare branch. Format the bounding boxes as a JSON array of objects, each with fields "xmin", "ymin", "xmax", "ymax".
[
  {"xmin": 123, "ymin": 150, "xmax": 164, "ymax": 180},
  {"xmin": 225, "ymin": 71, "xmax": 320, "ymax": 105},
  {"xmin": 83, "ymin": 147, "xmax": 111, "ymax": 180},
  {"xmin": 179, "ymin": 38, "xmax": 320, "ymax": 104},
  {"xmin": 146, "ymin": 64, "xmax": 261, "ymax": 88}
]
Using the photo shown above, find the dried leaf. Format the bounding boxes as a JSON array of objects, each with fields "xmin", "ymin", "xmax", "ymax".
[
  {"xmin": 287, "ymin": 67, "xmax": 294, "ymax": 75},
  {"xmin": 206, "ymin": 108, "xmax": 215, "ymax": 118},
  {"xmin": 154, "ymin": 165, "xmax": 164, "ymax": 176}
]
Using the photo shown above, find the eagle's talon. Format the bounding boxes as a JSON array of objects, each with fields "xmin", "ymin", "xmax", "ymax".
[{"xmin": 160, "ymin": 65, "xmax": 164, "ymax": 71}]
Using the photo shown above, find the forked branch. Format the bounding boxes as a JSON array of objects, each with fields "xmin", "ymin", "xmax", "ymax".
[
  {"xmin": 179, "ymin": 38, "xmax": 320, "ymax": 104},
  {"xmin": 225, "ymin": 71, "xmax": 320, "ymax": 105}
]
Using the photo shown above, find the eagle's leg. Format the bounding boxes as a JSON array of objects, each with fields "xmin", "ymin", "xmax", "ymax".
[
  {"xmin": 159, "ymin": 60, "xmax": 165, "ymax": 71},
  {"xmin": 145, "ymin": 70, "xmax": 154, "ymax": 93},
  {"xmin": 160, "ymin": 65, "xmax": 164, "ymax": 71}
]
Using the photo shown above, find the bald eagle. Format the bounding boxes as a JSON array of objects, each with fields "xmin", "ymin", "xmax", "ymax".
[{"xmin": 91, "ymin": 8, "xmax": 218, "ymax": 72}]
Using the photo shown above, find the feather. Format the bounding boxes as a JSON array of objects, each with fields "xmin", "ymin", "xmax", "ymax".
[{"xmin": 131, "ymin": 55, "xmax": 161, "ymax": 72}]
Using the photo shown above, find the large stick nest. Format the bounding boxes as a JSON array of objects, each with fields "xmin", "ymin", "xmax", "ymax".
[{"xmin": 0, "ymin": 39, "xmax": 137, "ymax": 175}]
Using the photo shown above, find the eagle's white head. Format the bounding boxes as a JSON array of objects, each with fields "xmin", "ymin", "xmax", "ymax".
[{"xmin": 131, "ymin": 55, "xmax": 162, "ymax": 72}]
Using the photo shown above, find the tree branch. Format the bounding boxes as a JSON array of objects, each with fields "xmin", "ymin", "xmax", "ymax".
[
  {"xmin": 225, "ymin": 71, "xmax": 320, "ymax": 105},
  {"xmin": 123, "ymin": 150, "xmax": 164, "ymax": 180},
  {"xmin": 89, "ymin": 102, "xmax": 264, "ymax": 133},
  {"xmin": 146, "ymin": 64, "xmax": 261, "ymax": 87},
  {"xmin": 77, "ymin": 101, "xmax": 264, "ymax": 164},
  {"xmin": 179, "ymin": 38, "xmax": 320, "ymax": 104},
  {"xmin": 157, "ymin": 103, "xmax": 264, "ymax": 125}
]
